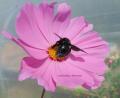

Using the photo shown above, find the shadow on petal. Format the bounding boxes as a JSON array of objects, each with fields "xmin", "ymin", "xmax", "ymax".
[
  {"xmin": 69, "ymin": 54, "xmax": 85, "ymax": 62},
  {"xmin": 23, "ymin": 57, "xmax": 47, "ymax": 68},
  {"xmin": 82, "ymin": 83, "xmax": 91, "ymax": 90}
]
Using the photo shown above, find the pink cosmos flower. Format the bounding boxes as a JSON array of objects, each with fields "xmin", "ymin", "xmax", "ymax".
[{"xmin": 2, "ymin": 2, "xmax": 109, "ymax": 92}]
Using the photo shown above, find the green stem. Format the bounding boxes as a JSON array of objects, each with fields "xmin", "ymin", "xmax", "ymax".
[{"xmin": 41, "ymin": 88, "xmax": 46, "ymax": 98}]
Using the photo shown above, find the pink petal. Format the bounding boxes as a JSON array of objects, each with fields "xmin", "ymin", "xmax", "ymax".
[
  {"xmin": 16, "ymin": 3, "xmax": 51, "ymax": 49},
  {"xmin": 92, "ymin": 74, "xmax": 104, "ymax": 89},
  {"xmin": 54, "ymin": 3, "xmax": 71, "ymax": 22},
  {"xmin": 54, "ymin": 60, "xmax": 94, "ymax": 89},
  {"xmin": 36, "ymin": 2, "xmax": 58, "ymax": 44},
  {"xmin": 18, "ymin": 57, "xmax": 47, "ymax": 81},
  {"xmin": 63, "ymin": 16, "xmax": 88, "ymax": 39},
  {"xmin": 37, "ymin": 60, "xmax": 56, "ymax": 92},
  {"xmin": 52, "ymin": 3, "xmax": 71, "ymax": 38},
  {"xmin": 1, "ymin": 31, "xmax": 13, "ymax": 39},
  {"xmin": 73, "ymin": 31, "xmax": 102, "ymax": 45},
  {"xmin": 71, "ymin": 31, "xmax": 109, "ymax": 58},
  {"xmin": 14, "ymin": 39, "xmax": 48, "ymax": 60},
  {"xmin": 82, "ymin": 44, "xmax": 109, "ymax": 58},
  {"xmin": 68, "ymin": 54, "xmax": 107, "ymax": 75},
  {"xmin": 19, "ymin": 57, "xmax": 56, "ymax": 91},
  {"xmin": 82, "ymin": 73, "xmax": 104, "ymax": 89},
  {"xmin": 2, "ymin": 31, "xmax": 48, "ymax": 60},
  {"xmin": 71, "ymin": 24, "xmax": 93, "ymax": 44},
  {"xmin": 71, "ymin": 36, "xmax": 109, "ymax": 75}
]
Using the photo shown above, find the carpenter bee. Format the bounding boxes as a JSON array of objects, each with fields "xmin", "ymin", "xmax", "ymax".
[{"xmin": 52, "ymin": 34, "xmax": 87, "ymax": 58}]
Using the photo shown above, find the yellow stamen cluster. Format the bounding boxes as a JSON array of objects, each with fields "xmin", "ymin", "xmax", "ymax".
[
  {"xmin": 48, "ymin": 47, "xmax": 65, "ymax": 61},
  {"xmin": 48, "ymin": 48, "xmax": 57, "ymax": 60}
]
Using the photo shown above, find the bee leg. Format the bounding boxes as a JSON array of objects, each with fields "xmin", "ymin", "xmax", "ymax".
[{"xmin": 54, "ymin": 33, "xmax": 62, "ymax": 39}]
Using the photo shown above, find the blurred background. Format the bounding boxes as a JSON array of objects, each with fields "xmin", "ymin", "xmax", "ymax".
[{"xmin": 0, "ymin": 0, "xmax": 120, "ymax": 98}]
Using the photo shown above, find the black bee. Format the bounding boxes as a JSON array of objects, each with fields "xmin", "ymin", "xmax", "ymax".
[{"xmin": 52, "ymin": 34, "xmax": 87, "ymax": 58}]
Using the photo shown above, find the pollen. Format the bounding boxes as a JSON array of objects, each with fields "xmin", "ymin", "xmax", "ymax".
[
  {"xmin": 48, "ymin": 47, "xmax": 65, "ymax": 61},
  {"xmin": 48, "ymin": 48, "xmax": 57, "ymax": 60}
]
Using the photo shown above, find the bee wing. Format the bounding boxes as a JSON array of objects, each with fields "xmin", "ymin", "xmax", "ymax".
[{"xmin": 71, "ymin": 45, "xmax": 88, "ymax": 53}]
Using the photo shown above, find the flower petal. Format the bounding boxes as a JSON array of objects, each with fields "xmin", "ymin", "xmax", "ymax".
[
  {"xmin": 16, "ymin": 3, "xmax": 50, "ymax": 49},
  {"xmin": 37, "ymin": 60, "xmax": 56, "ymax": 92},
  {"xmin": 91, "ymin": 74, "xmax": 104, "ymax": 89},
  {"xmin": 52, "ymin": 3, "xmax": 71, "ymax": 39},
  {"xmin": 54, "ymin": 60, "xmax": 94, "ymax": 89},
  {"xmin": 2, "ymin": 31, "xmax": 48, "ymax": 60},
  {"xmin": 54, "ymin": 3, "xmax": 71, "ymax": 23},
  {"xmin": 72, "ymin": 31, "xmax": 103, "ymax": 45},
  {"xmin": 71, "ymin": 31, "xmax": 109, "ymax": 58},
  {"xmin": 19, "ymin": 57, "xmax": 56, "ymax": 91},
  {"xmin": 63, "ymin": 16, "xmax": 89, "ymax": 39},
  {"xmin": 36, "ymin": 2, "xmax": 57, "ymax": 44},
  {"xmin": 82, "ymin": 73, "xmax": 104, "ymax": 89},
  {"xmin": 18, "ymin": 57, "xmax": 47, "ymax": 81},
  {"xmin": 68, "ymin": 54, "xmax": 107, "ymax": 75},
  {"xmin": 71, "ymin": 23, "xmax": 93, "ymax": 43}
]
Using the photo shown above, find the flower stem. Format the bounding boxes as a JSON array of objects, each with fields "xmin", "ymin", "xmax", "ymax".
[{"xmin": 41, "ymin": 88, "xmax": 46, "ymax": 98}]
